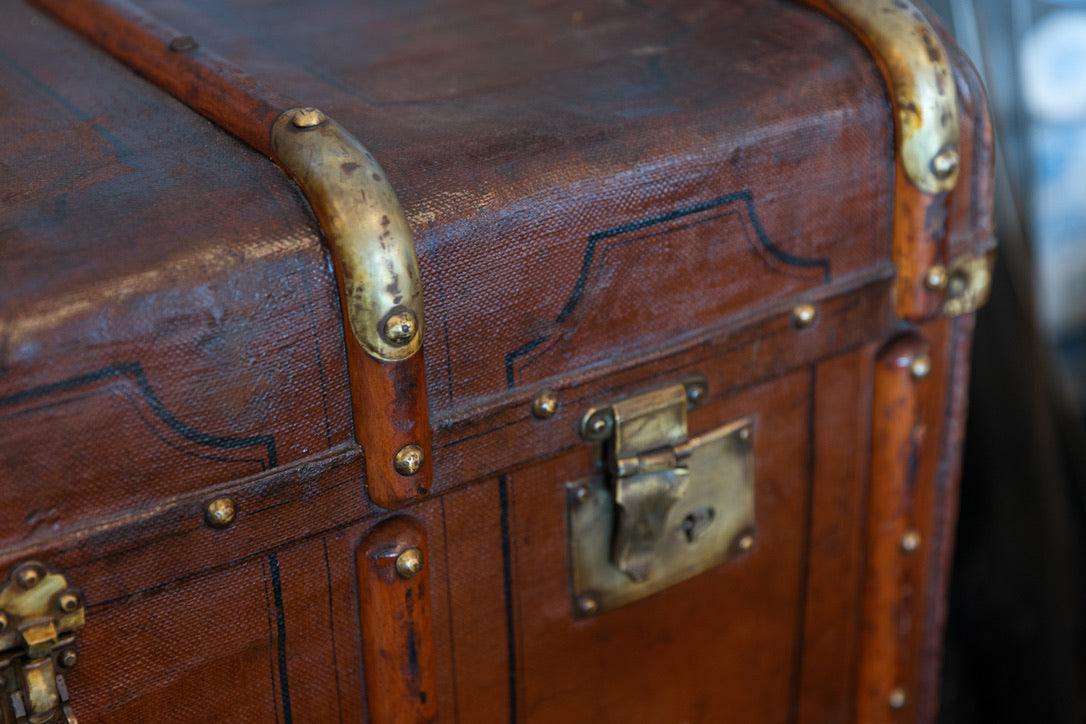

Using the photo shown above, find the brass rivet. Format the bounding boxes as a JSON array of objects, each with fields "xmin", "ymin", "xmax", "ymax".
[
  {"xmin": 575, "ymin": 594, "xmax": 599, "ymax": 616},
  {"xmin": 15, "ymin": 564, "xmax": 42, "ymax": 589},
  {"xmin": 900, "ymin": 530, "xmax": 922, "ymax": 553},
  {"xmin": 0, "ymin": 613, "xmax": 7, "ymax": 631},
  {"xmin": 738, "ymin": 533, "xmax": 755, "ymax": 552},
  {"xmin": 910, "ymin": 354, "xmax": 932, "ymax": 381},
  {"xmin": 204, "ymin": 497, "xmax": 237, "ymax": 529},
  {"xmin": 381, "ymin": 308, "xmax": 418, "ymax": 347},
  {"xmin": 947, "ymin": 271, "xmax": 969, "ymax": 298},
  {"xmin": 58, "ymin": 649, "xmax": 78, "ymax": 669},
  {"xmin": 931, "ymin": 148, "xmax": 959, "ymax": 179},
  {"xmin": 924, "ymin": 265, "xmax": 948, "ymax": 291},
  {"xmin": 582, "ymin": 410, "xmax": 614, "ymax": 440},
  {"xmin": 738, "ymin": 427, "xmax": 751, "ymax": 442},
  {"xmin": 395, "ymin": 547, "xmax": 424, "ymax": 579},
  {"xmin": 685, "ymin": 381, "xmax": 709, "ymax": 408},
  {"xmin": 573, "ymin": 484, "xmax": 591, "ymax": 503},
  {"xmin": 291, "ymin": 107, "xmax": 327, "ymax": 129},
  {"xmin": 531, "ymin": 390, "xmax": 559, "ymax": 419},
  {"xmin": 57, "ymin": 592, "xmax": 80, "ymax": 613},
  {"xmin": 888, "ymin": 687, "xmax": 907, "ymax": 710},
  {"xmin": 792, "ymin": 303, "xmax": 817, "ymax": 329},
  {"xmin": 168, "ymin": 35, "xmax": 198, "ymax": 53},
  {"xmin": 394, "ymin": 444, "xmax": 424, "ymax": 476}
]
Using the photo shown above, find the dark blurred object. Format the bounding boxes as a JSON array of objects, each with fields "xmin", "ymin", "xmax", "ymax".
[{"xmin": 928, "ymin": 1, "xmax": 1086, "ymax": 721}]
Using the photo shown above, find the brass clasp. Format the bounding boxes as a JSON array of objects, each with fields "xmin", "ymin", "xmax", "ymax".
[
  {"xmin": 0, "ymin": 562, "xmax": 83, "ymax": 724},
  {"xmin": 568, "ymin": 380, "xmax": 755, "ymax": 616}
]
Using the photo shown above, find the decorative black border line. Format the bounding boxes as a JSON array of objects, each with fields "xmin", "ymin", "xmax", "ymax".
[
  {"xmin": 0, "ymin": 362, "xmax": 278, "ymax": 468},
  {"xmin": 504, "ymin": 189, "xmax": 830, "ymax": 389}
]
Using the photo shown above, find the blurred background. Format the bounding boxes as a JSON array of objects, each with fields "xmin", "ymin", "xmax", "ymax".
[{"xmin": 925, "ymin": 1, "xmax": 1086, "ymax": 721}]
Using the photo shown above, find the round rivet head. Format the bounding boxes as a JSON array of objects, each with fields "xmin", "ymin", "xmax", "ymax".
[
  {"xmin": 910, "ymin": 354, "xmax": 932, "ymax": 381},
  {"xmin": 900, "ymin": 530, "xmax": 922, "ymax": 553},
  {"xmin": 15, "ymin": 564, "xmax": 43, "ymax": 589},
  {"xmin": 291, "ymin": 107, "xmax": 327, "ymax": 129},
  {"xmin": 685, "ymin": 380, "xmax": 709, "ymax": 408},
  {"xmin": 395, "ymin": 547, "xmax": 424, "ymax": 579},
  {"xmin": 381, "ymin": 307, "xmax": 418, "ymax": 347},
  {"xmin": 58, "ymin": 649, "xmax": 78, "ymax": 669},
  {"xmin": 947, "ymin": 270, "xmax": 969, "ymax": 298},
  {"xmin": 575, "ymin": 594, "xmax": 599, "ymax": 616},
  {"xmin": 737, "ymin": 533, "xmax": 755, "ymax": 552},
  {"xmin": 572, "ymin": 484, "xmax": 592, "ymax": 504},
  {"xmin": 57, "ymin": 592, "xmax": 80, "ymax": 614},
  {"xmin": 888, "ymin": 687, "xmax": 907, "ymax": 710},
  {"xmin": 931, "ymin": 148, "xmax": 959, "ymax": 179},
  {"xmin": 0, "ymin": 612, "xmax": 7, "ymax": 632},
  {"xmin": 924, "ymin": 265, "xmax": 949, "ymax": 291},
  {"xmin": 394, "ymin": 444, "xmax": 424, "ymax": 476},
  {"xmin": 531, "ymin": 390, "xmax": 559, "ymax": 419},
  {"xmin": 168, "ymin": 35, "xmax": 198, "ymax": 53},
  {"xmin": 792, "ymin": 303, "xmax": 817, "ymax": 329},
  {"xmin": 204, "ymin": 497, "xmax": 237, "ymax": 529}
]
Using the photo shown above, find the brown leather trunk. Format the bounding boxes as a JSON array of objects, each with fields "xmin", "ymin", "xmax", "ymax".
[{"xmin": 0, "ymin": 1, "xmax": 994, "ymax": 722}]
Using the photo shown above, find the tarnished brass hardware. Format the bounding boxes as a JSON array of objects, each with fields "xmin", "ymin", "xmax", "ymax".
[
  {"xmin": 569, "ymin": 380, "xmax": 755, "ymax": 615},
  {"xmin": 0, "ymin": 561, "xmax": 84, "ymax": 724},
  {"xmin": 380, "ymin": 307, "xmax": 418, "ymax": 347},
  {"xmin": 203, "ymin": 497, "xmax": 237, "ymax": 529},
  {"xmin": 272, "ymin": 109, "xmax": 424, "ymax": 362},
  {"xmin": 531, "ymin": 390, "xmax": 559, "ymax": 420},
  {"xmin": 888, "ymin": 687, "xmax": 907, "ymax": 710},
  {"xmin": 924, "ymin": 265, "xmax": 949, "ymax": 292},
  {"xmin": 393, "ymin": 444, "xmax": 424, "ymax": 476},
  {"xmin": 791, "ymin": 303, "xmax": 817, "ymax": 329},
  {"xmin": 942, "ymin": 252, "xmax": 994, "ymax": 317},
  {"xmin": 684, "ymin": 380, "xmax": 709, "ymax": 408},
  {"xmin": 395, "ymin": 548, "xmax": 424, "ymax": 580},
  {"xmin": 574, "ymin": 594, "xmax": 600, "ymax": 617},
  {"xmin": 900, "ymin": 530, "xmax": 922, "ymax": 553},
  {"xmin": 290, "ymin": 107, "xmax": 326, "ymax": 129},
  {"xmin": 909, "ymin": 354, "xmax": 932, "ymax": 381},
  {"xmin": 814, "ymin": 0, "xmax": 960, "ymax": 193}
]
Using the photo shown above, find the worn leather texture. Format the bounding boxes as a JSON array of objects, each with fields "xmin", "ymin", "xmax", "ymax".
[{"xmin": 0, "ymin": 0, "xmax": 993, "ymax": 721}]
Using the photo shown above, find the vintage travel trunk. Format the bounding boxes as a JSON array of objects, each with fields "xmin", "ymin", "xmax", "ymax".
[{"xmin": 0, "ymin": 0, "xmax": 994, "ymax": 722}]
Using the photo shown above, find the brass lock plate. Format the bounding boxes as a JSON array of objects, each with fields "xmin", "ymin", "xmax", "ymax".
[
  {"xmin": 0, "ymin": 561, "xmax": 83, "ymax": 724},
  {"xmin": 567, "ymin": 380, "xmax": 755, "ymax": 617}
]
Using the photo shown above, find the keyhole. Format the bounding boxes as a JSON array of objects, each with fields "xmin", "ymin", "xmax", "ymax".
[{"xmin": 681, "ymin": 507, "xmax": 716, "ymax": 543}]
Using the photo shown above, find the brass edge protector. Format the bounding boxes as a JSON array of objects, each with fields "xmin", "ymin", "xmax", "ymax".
[
  {"xmin": 271, "ymin": 108, "xmax": 423, "ymax": 362},
  {"xmin": 808, "ymin": 0, "xmax": 960, "ymax": 194}
]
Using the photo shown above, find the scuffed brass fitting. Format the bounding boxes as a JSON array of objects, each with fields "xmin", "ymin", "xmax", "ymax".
[
  {"xmin": 924, "ymin": 265, "xmax": 948, "ymax": 291},
  {"xmin": 888, "ymin": 687, "xmax": 907, "ymax": 710},
  {"xmin": 931, "ymin": 148, "xmax": 959, "ymax": 180},
  {"xmin": 792, "ymin": 303, "xmax": 817, "ymax": 328},
  {"xmin": 900, "ymin": 530, "xmax": 922, "ymax": 553},
  {"xmin": 531, "ymin": 390, "xmax": 559, "ymax": 419},
  {"xmin": 910, "ymin": 354, "xmax": 932, "ymax": 381},
  {"xmin": 291, "ymin": 107, "xmax": 327, "ymax": 129},
  {"xmin": 204, "ymin": 497, "xmax": 237, "ymax": 529},
  {"xmin": 393, "ymin": 444, "xmax": 424, "ymax": 476},
  {"xmin": 381, "ymin": 307, "xmax": 418, "ymax": 347},
  {"xmin": 58, "ymin": 648, "xmax": 78, "ymax": 669},
  {"xmin": 575, "ymin": 593, "xmax": 599, "ymax": 616},
  {"xmin": 57, "ymin": 592, "xmax": 80, "ymax": 614},
  {"xmin": 395, "ymin": 547, "xmax": 424, "ymax": 579},
  {"xmin": 15, "ymin": 564, "xmax": 43, "ymax": 589}
]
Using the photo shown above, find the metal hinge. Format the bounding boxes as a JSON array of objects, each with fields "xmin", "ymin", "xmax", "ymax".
[
  {"xmin": 567, "ymin": 379, "xmax": 755, "ymax": 616},
  {"xmin": 0, "ymin": 562, "xmax": 83, "ymax": 724}
]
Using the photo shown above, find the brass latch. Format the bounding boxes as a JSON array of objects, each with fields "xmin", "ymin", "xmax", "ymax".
[
  {"xmin": 567, "ymin": 379, "xmax": 755, "ymax": 616},
  {"xmin": 0, "ymin": 562, "xmax": 84, "ymax": 724}
]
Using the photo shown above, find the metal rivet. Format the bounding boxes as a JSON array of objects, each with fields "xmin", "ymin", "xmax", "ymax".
[
  {"xmin": 15, "ymin": 565, "xmax": 42, "ymax": 589},
  {"xmin": 910, "ymin": 354, "xmax": 932, "ymax": 381},
  {"xmin": 204, "ymin": 497, "xmax": 237, "ymax": 529},
  {"xmin": 685, "ymin": 381, "xmax": 708, "ymax": 408},
  {"xmin": 924, "ymin": 265, "xmax": 948, "ymax": 291},
  {"xmin": 572, "ymin": 484, "xmax": 591, "ymax": 503},
  {"xmin": 582, "ymin": 409, "xmax": 614, "ymax": 441},
  {"xmin": 57, "ymin": 592, "xmax": 80, "ymax": 614},
  {"xmin": 575, "ymin": 594, "xmax": 599, "ymax": 616},
  {"xmin": 738, "ymin": 533, "xmax": 755, "ymax": 552},
  {"xmin": 900, "ymin": 530, "xmax": 922, "ymax": 553},
  {"xmin": 931, "ymin": 148, "xmax": 959, "ymax": 179},
  {"xmin": 393, "ymin": 444, "xmax": 424, "ymax": 476},
  {"xmin": 792, "ymin": 303, "xmax": 817, "ymax": 329},
  {"xmin": 168, "ymin": 35, "xmax": 198, "ymax": 53},
  {"xmin": 531, "ymin": 390, "xmax": 559, "ymax": 419},
  {"xmin": 58, "ymin": 649, "xmax": 78, "ymax": 669},
  {"xmin": 395, "ymin": 547, "xmax": 424, "ymax": 579},
  {"xmin": 888, "ymin": 687, "xmax": 907, "ymax": 710},
  {"xmin": 0, "ymin": 613, "xmax": 7, "ymax": 632},
  {"xmin": 738, "ymin": 427, "xmax": 751, "ymax": 442},
  {"xmin": 291, "ymin": 107, "xmax": 327, "ymax": 129},
  {"xmin": 381, "ymin": 308, "xmax": 418, "ymax": 347},
  {"xmin": 947, "ymin": 271, "xmax": 969, "ymax": 298}
]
